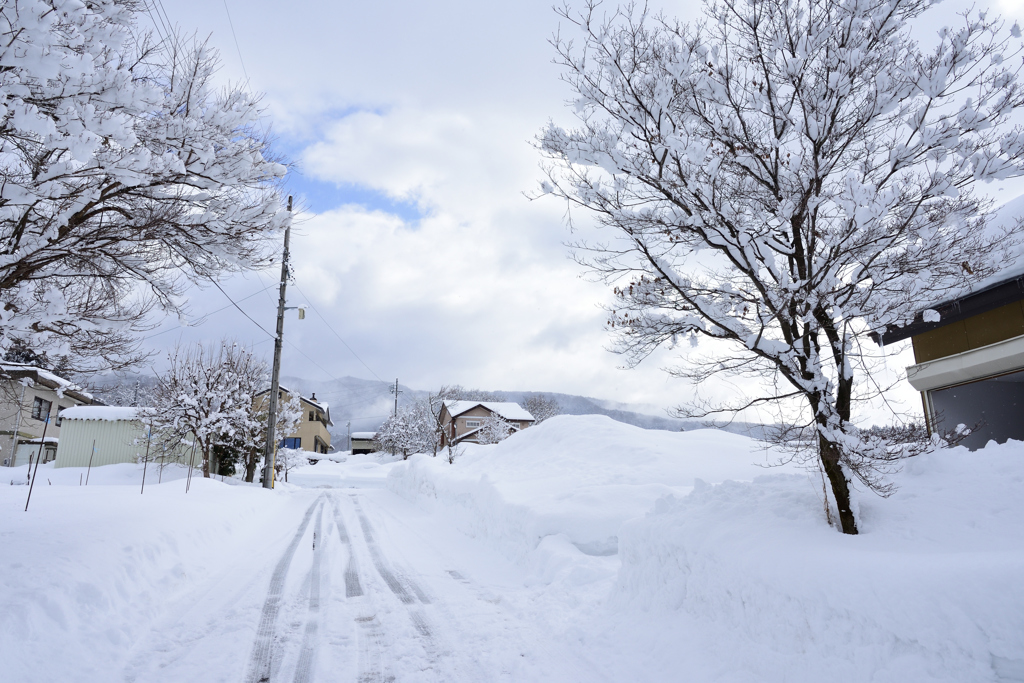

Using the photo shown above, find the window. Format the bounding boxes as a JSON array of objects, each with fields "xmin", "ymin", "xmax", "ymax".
[
  {"xmin": 309, "ymin": 411, "xmax": 315, "ymax": 421},
  {"xmin": 280, "ymin": 437, "xmax": 301, "ymax": 449},
  {"xmin": 55, "ymin": 407, "xmax": 65, "ymax": 427},
  {"xmin": 31, "ymin": 397, "xmax": 51, "ymax": 420},
  {"xmin": 465, "ymin": 420, "xmax": 481, "ymax": 428}
]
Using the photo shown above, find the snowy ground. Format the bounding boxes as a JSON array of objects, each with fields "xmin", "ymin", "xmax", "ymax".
[{"xmin": 2, "ymin": 415, "xmax": 1022, "ymax": 682}]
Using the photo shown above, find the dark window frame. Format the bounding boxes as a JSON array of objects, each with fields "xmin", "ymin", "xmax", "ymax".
[{"xmin": 31, "ymin": 396, "xmax": 51, "ymax": 420}]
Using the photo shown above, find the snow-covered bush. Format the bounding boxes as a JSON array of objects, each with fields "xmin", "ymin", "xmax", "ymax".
[{"xmin": 148, "ymin": 341, "xmax": 280, "ymax": 479}]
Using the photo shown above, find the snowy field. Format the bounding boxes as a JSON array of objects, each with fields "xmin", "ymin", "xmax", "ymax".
[{"xmin": 1, "ymin": 415, "xmax": 1022, "ymax": 682}]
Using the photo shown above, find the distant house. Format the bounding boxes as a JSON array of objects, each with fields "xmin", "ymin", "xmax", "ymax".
[
  {"xmin": 0, "ymin": 362, "xmax": 94, "ymax": 467},
  {"xmin": 53, "ymin": 406, "xmax": 191, "ymax": 469},
  {"xmin": 253, "ymin": 387, "xmax": 332, "ymax": 454},
  {"xmin": 438, "ymin": 401, "xmax": 535, "ymax": 446},
  {"xmin": 875, "ymin": 201, "xmax": 1024, "ymax": 449},
  {"xmin": 351, "ymin": 432, "xmax": 378, "ymax": 455}
]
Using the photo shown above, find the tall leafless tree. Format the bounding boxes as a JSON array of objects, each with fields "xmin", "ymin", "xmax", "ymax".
[{"xmin": 538, "ymin": 0, "xmax": 1024, "ymax": 533}]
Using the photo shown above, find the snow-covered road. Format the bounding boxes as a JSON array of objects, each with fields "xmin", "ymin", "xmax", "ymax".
[{"xmin": 120, "ymin": 485, "xmax": 608, "ymax": 683}]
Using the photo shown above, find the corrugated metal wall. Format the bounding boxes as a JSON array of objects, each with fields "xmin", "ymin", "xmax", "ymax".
[
  {"xmin": 55, "ymin": 420, "xmax": 196, "ymax": 468},
  {"xmin": 54, "ymin": 419, "xmax": 147, "ymax": 468}
]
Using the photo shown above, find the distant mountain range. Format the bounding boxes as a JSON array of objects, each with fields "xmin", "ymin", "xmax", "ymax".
[{"xmin": 87, "ymin": 373, "xmax": 771, "ymax": 447}]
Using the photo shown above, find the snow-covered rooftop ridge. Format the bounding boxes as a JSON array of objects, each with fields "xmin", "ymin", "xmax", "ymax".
[
  {"xmin": 0, "ymin": 361, "xmax": 93, "ymax": 399},
  {"xmin": 352, "ymin": 432, "xmax": 377, "ymax": 439},
  {"xmin": 59, "ymin": 406, "xmax": 144, "ymax": 421},
  {"xmin": 443, "ymin": 400, "xmax": 536, "ymax": 422}
]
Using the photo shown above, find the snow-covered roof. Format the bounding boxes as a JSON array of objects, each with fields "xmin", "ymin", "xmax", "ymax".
[
  {"xmin": 59, "ymin": 406, "xmax": 143, "ymax": 421},
  {"xmin": 351, "ymin": 432, "xmax": 377, "ymax": 439},
  {"xmin": 923, "ymin": 194, "xmax": 1024, "ymax": 308},
  {"xmin": 0, "ymin": 361, "xmax": 93, "ymax": 401},
  {"xmin": 443, "ymin": 401, "xmax": 536, "ymax": 422}
]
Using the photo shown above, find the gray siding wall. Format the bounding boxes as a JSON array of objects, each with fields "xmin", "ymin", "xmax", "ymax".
[{"xmin": 55, "ymin": 419, "xmax": 153, "ymax": 468}]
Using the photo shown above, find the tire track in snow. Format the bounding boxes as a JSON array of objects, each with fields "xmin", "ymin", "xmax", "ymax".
[
  {"xmin": 245, "ymin": 496, "xmax": 322, "ymax": 683},
  {"xmin": 330, "ymin": 494, "xmax": 388, "ymax": 683},
  {"xmin": 329, "ymin": 496, "xmax": 363, "ymax": 597},
  {"xmin": 291, "ymin": 505, "xmax": 324, "ymax": 683},
  {"xmin": 354, "ymin": 614, "xmax": 395, "ymax": 683},
  {"xmin": 350, "ymin": 495, "xmax": 430, "ymax": 605},
  {"xmin": 349, "ymin": 494, "xmax": 467, "ymax": 681}
]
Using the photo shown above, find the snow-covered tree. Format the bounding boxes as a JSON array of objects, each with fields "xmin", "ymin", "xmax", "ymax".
[
  {"xmin": 538, "ymin": 0, "xmax": 1024, "ymax": 534},
  {"xmin": 275, "ymin": 448, "xmax": 305, "ymax": 481},
  {"xmin": 253, "ymin": 391, "xmax": 303, "ymax": 483},
  {"xmin": 0, "ymin": 1, "xmax": 288, "ymax": 372},
  {"xmin": 212, "ymin": 364, "xmax": 303, "ymax": 484},
  {"xmin": 375, "ymin": 403, "xmax": 436, "ymax": 459},
  {"xmin": 148, "ymin": 341, "xmax": 269, "ymax": 478},
  {"xmin": 523, "ymin": 394, "xmax": 561, "ymax": 423},
  {"xmin": 476, "ymin": 415, "xmax": 516, "ymax": 445}
]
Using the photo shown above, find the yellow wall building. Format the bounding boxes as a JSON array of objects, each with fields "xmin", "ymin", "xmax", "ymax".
[{"xmin": 253, "ymin": 387, "xmax": 332, "ymax": 454}]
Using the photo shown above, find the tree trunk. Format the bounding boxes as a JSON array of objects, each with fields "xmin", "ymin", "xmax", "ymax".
[
  {"xmin": 244, "ymin": 450, "xmax": 257, "ymax": 483},
  {"xmin": 818, "ymin": 434, "xmax": 858, "ymax": 535},
  {"xmin": 202, "ymin": 444, "xmax": 211, "ymax": 478}
]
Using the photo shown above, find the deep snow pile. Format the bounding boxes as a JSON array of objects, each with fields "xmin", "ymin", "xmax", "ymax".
[
  {"xmin": 610, "ymin": 447, "xmax": 1024, "ymax": 682},
  {"xmin": 388, "ymin": 415, "xmax": 805, "ymax": 560},
  {"xmin": 388, "ymin": 415, "xmax": 1024, "ymax": 681}
]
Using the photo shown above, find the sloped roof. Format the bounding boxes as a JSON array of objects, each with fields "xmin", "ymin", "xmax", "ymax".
[
  {"xmin": 875, "ymin": 194, "xmax": 1024, "ymax": 345},
  {"xmin": 443, "ymin": 400, "xmax": 535, "ymax": 422},
  {"xmin": 0, "ymin": 361, "xmax": 93, "ymax": 403},
  {"xmin": 254, "ymin": 385, "xmax": 333, "ymax": 426}
]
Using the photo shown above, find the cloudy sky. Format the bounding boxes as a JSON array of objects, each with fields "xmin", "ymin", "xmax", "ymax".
[{"xmin": 140, "ymin": 0, "xmax": 1024, "ymax": 424}]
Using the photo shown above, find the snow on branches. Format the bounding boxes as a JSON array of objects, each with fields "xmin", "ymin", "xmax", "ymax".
[
  {"xmin": 375, "ymin": 402, "xmax": 437, "ymax": 459},
  {"xmin": 538, "ymin": 0, "xmax": 1024, "ymax": 534},
  {"xmin": 0, "ymin": 1, "xmax": 288, "ymax": 372},
  {"xmin": 476, "ymin": 415, "xmax": 517, "ymax": 445},
  {"xmin": 147, "ymin": 341, "xmax": 272, "ymax": 480}
]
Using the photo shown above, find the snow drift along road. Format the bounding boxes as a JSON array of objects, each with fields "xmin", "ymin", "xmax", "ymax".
[{"xmin": 387, "ymin": 415, "xmax": 1024, "ymax": 682}]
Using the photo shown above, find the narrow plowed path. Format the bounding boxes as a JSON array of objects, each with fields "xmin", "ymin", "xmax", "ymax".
[{"xmin": 122, "ymin": 487, "xmax": 607, "ymax": 683}]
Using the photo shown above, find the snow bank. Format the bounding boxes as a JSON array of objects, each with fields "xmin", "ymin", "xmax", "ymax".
[
  {"xmin": 388, "ymin": 415, "xmax": 1024, "ymax": 680},
  {"xmin": 0, "ymin": 465, "xmax": 303, "ymax": 682},
  {"xmin": 288, "ymin": 455, "xmax": 395, "ymax": 488},
  {"xmin": 387, "ymin": 415, "xmax": 801, "ymax": 561},
  {"xmin": 611, "ymin": 443, "xmax": 1024, "ymax": 682}
]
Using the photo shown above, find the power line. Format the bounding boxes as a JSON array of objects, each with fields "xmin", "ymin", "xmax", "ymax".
[
  {"xmin": 291, "ymin": 282, "xmax": 389, "ymax": 385},
  {"xmin": 221, "ymin": 0, "xmax": 250, "ymax": 82},
  {"xmin": 208, "ymin": 278, "xmax": 276, "ymax": 339},
  {"xmin": 142, "ymin": 283, "xmax": 276, "ymax": 341}
]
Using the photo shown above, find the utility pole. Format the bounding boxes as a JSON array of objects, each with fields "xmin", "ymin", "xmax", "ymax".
[
  {"xmin": 262, "ymin": 196, "xmax": 292, "ymax": 489},
  {"xmin": 346, "ymin": 421, "xmax": 351, "ymax": 453},
  {"xmin": 390, "ymin": 378, "xmax": 402, "ymax": 417}
]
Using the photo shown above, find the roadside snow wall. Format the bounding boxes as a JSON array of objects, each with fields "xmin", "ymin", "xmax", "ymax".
[
  {"xmin": 388, "ymin": 415, "xmax": 1024, "ymax": 682},
  {"xmin": 612, "ymin": 445, "xmax": 1024, "ymax": 682},
  {"xmin": 387, "ymin": 414, "xmax": 801, "ymax": 562}
]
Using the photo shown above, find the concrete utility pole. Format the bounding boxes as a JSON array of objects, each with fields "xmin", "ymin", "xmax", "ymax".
[
  {"xmin": 390, "ymin": 379, "xmax": 402, "ymax": 417},
  {"xmin": 262, "ymin": 196, "xmax": 292, "ymax": 489},
  {"xmin": 346, "ymin": 421, "xmax": 351, "ymax": 453}
]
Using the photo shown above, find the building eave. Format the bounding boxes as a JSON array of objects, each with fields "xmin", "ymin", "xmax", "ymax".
[{"xmin": 872, "ymin": 275, "xmax": 1024, "ymax": 346}]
